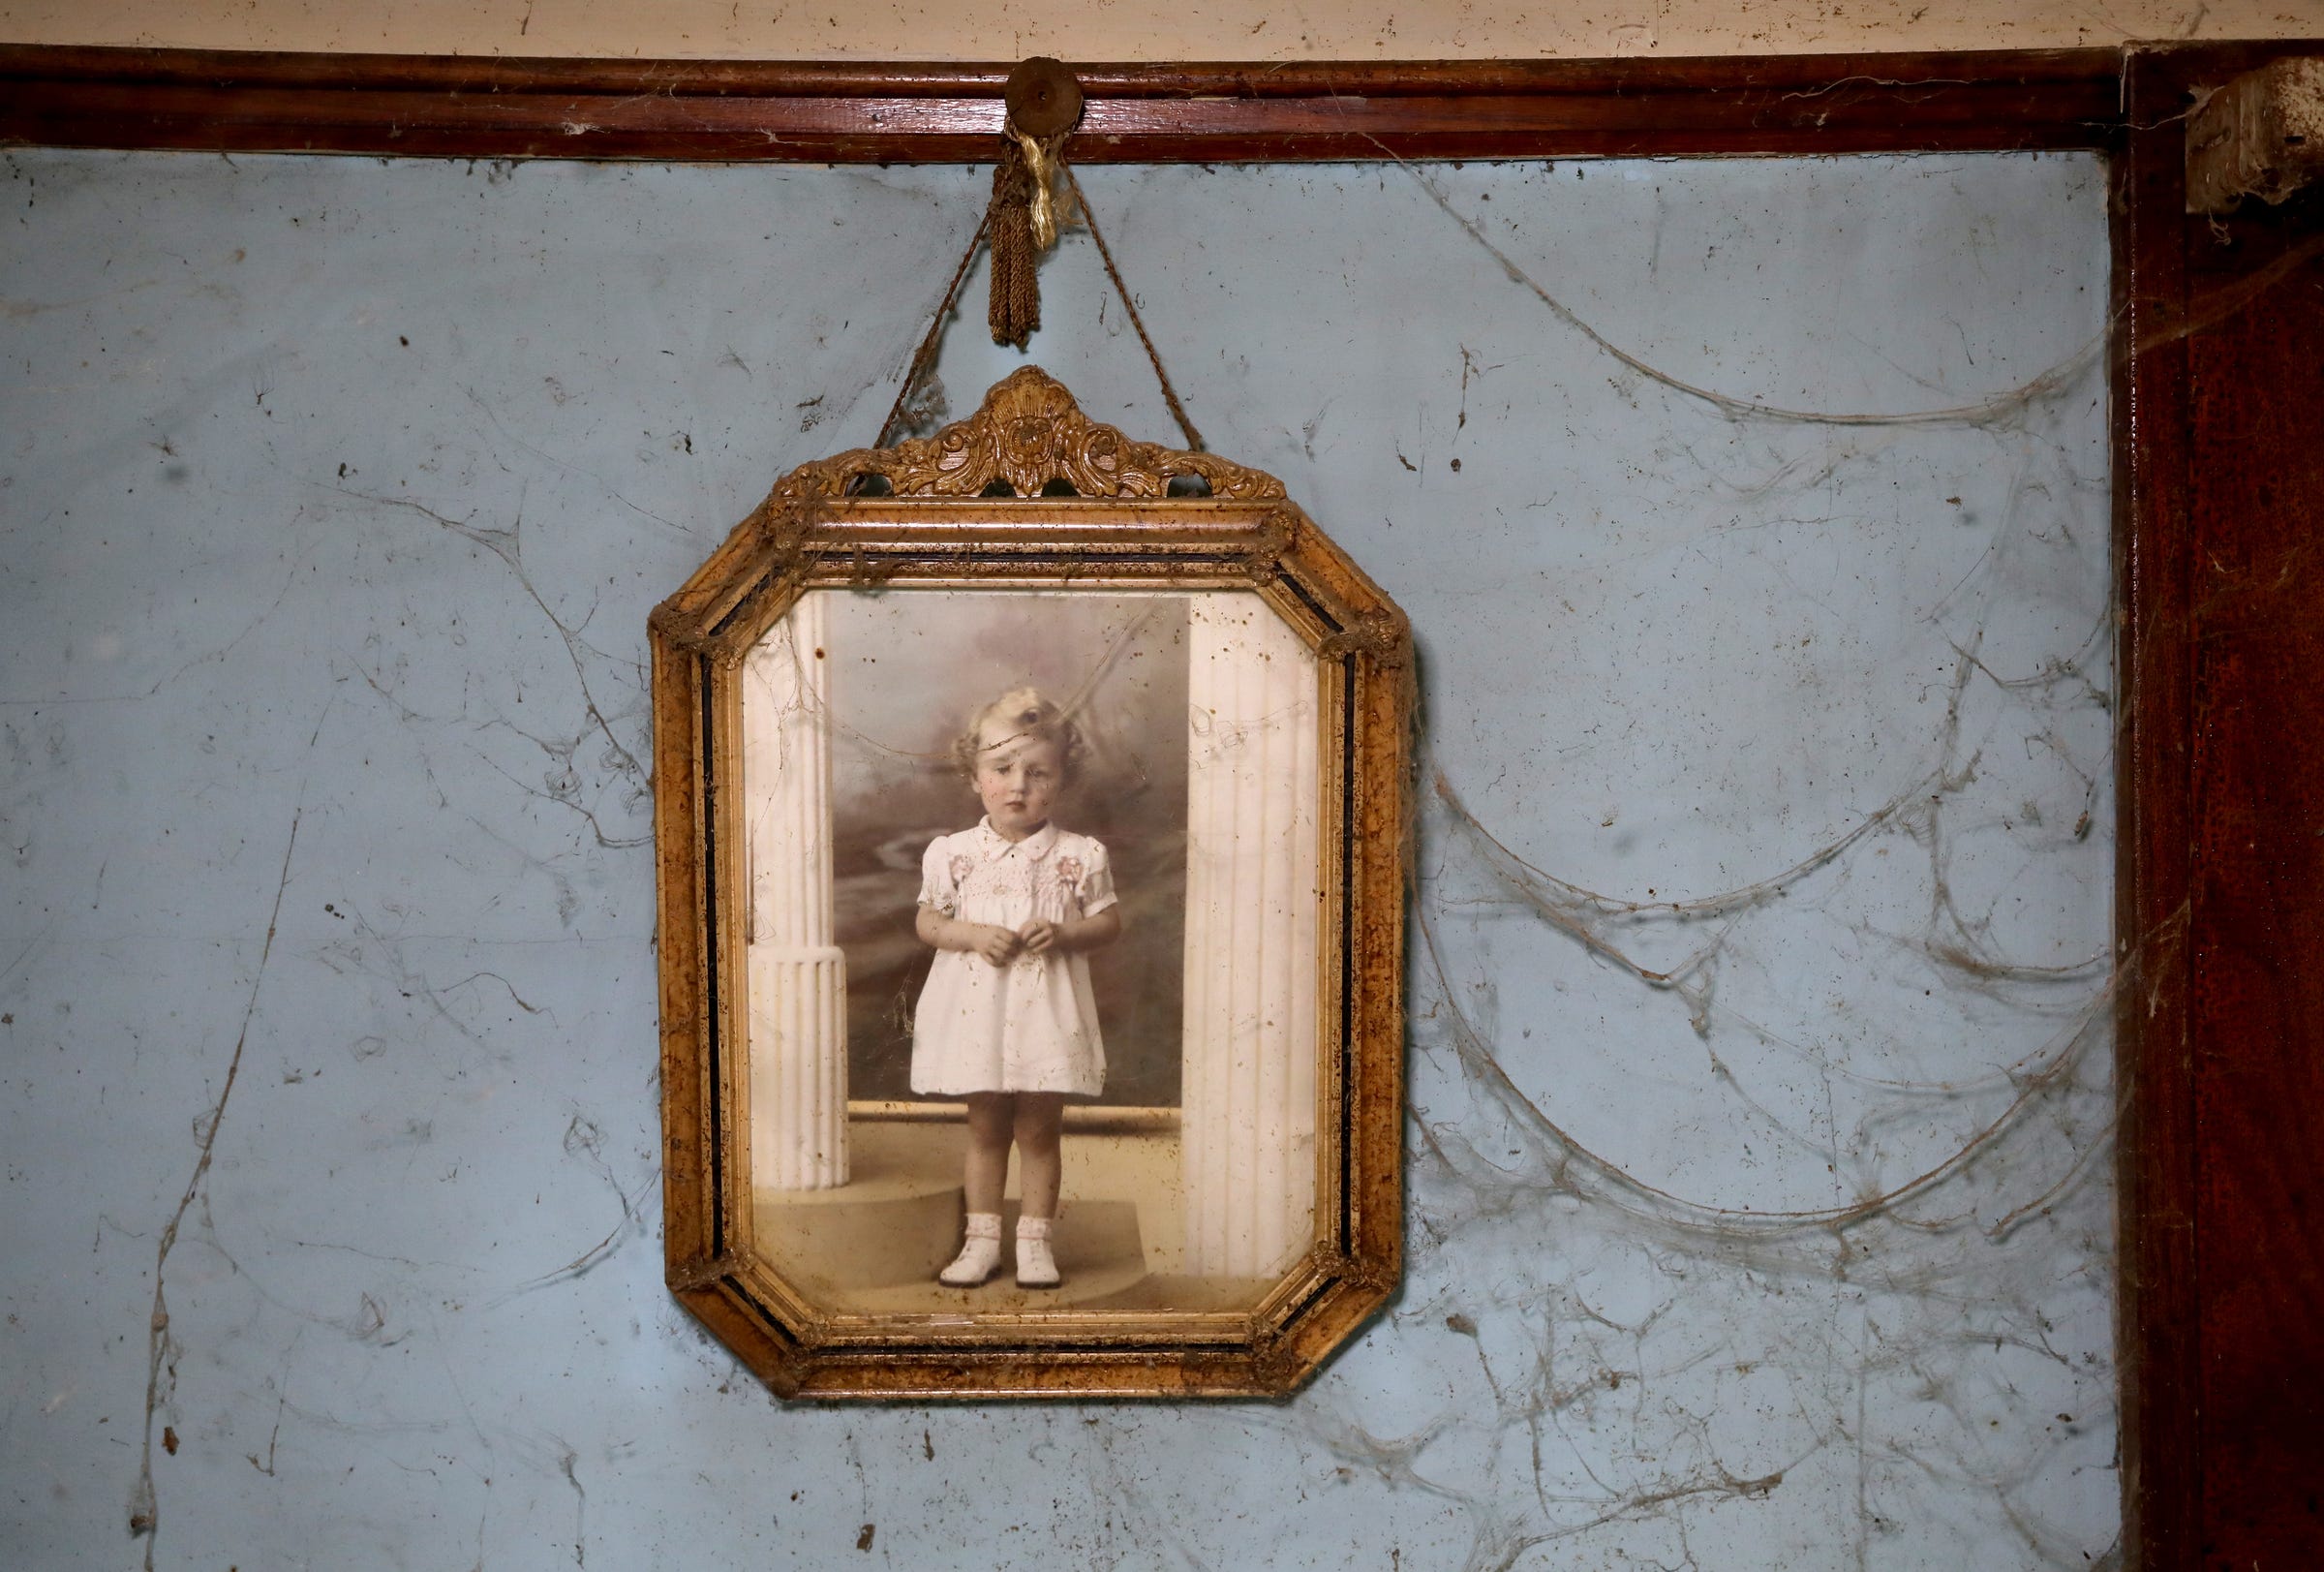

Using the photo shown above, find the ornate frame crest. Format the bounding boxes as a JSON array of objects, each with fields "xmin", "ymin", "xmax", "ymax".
[
  {"xmin": 651, "ymin": 369, "xmax": 1410, "ymax": 1399},
  {"xmin": 770, "ymin": 366, "xmax": 1285, "ymax": 502}
]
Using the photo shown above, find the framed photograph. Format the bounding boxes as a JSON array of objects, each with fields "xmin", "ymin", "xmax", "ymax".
[{"xmin": 651, "ymin": 368, "xmax": 1410, "ymax": 1398}]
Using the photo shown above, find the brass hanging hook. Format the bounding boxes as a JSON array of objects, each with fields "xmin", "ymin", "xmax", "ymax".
[
  {"xmin": 1004, "ymin": 57, "xmax": 1084, "ymax": 251},
  {"xmin": 1004, "ymin": 56, "xmax": 1086, "ymax": 141}
]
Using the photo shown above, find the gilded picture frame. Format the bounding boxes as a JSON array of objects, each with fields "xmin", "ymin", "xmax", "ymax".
[{"xmin": 650, "ymin": 368, "xmax": 1410, "ymax": 1399}]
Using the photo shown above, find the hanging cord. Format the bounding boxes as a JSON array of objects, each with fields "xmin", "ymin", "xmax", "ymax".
[
  {"xmin": 875, "ymin": 211, "xmax": 990, "ymax": 449},
  {"xmin": 876, "ymin": 156, "xmax": 1208, "ymax": 456},
  {"xmin": 1063, "ymin": 166, "xmax": 1206, "ymax": 452}
]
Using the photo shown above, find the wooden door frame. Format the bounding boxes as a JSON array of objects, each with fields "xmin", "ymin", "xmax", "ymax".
[{"xmin": 9, "ymin": 38, "xmax": 2320, "ymax": 1563}]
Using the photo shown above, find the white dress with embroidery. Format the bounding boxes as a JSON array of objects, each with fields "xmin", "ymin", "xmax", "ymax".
[{"xmin": 910, "ymin": 818, "xmax": 1116, "ymax": 1096}]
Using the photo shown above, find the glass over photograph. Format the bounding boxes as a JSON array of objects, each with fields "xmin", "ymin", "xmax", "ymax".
[{"xmin": 741, "ymin": 587, "xmax": 1325, "ymax": 1313}]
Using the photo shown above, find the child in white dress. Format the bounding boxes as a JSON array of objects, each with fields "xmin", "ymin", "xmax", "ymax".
[{"xmin": 912, "ymin": 688, "xmax": 1123, "ymax": 1288}]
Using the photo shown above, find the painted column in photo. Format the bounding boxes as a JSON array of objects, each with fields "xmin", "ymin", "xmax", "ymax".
[
  {"xmin": 744, "ymin": 593, "xmax": 850, "ymax": 1190},
  {"xmin": 1181, "ymin": 595, "xmax": 1321, "ymax": 1277}
]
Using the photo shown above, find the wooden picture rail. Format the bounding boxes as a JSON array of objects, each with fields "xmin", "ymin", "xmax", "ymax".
[
  {"xmin": 0, "ymin": 46, "xmax": 2122, "ymax": 160},
  {"xmin": 6, "ymin": 35, "xmax": 2321, "ymax": 1565}
]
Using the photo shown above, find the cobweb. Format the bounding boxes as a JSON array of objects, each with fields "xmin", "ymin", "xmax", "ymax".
[
  {"xmin": 729, "ymin": 156, "xmax": 2123, "ymax": 1566},
  {"xmin": 0, "ymin": 149, "xmax": 2123, "ymax": 1571},
  {"xmin": 1218, "ymin": 159, "xmax": 2120, "ymax": 1570}
]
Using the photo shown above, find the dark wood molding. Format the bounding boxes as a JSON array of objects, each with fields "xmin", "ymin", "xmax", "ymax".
[
  {"xmin": 2113, "ymin": 45, "xmax": 2202, "ymax": 1572},
  {"xmin": 0, "ymin": 44, "xmax": 2122, "ymax": 161},
  {"xmin": 2116, "ymin": 36, "xmax": 2324, "ymax": 1572}
]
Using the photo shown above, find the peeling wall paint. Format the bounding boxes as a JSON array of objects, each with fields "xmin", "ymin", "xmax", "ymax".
[
  {"xmin": 0, "ymin": 0, "xmax": 2317, "ymax": 60},
  {"xmin": 0, "ymin": 151, "xmax": 2115, "ymax": 1567}
]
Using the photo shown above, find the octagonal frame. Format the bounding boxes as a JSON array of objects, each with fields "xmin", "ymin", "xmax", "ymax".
[{"xmin": 650, "ymin": 368, "xmax": 1409, "ymax": 1399}]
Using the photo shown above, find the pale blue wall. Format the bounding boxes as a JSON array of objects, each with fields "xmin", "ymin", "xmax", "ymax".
[{"xmin": 0, "ymin": 150, "xmax": 2115, "ymax": 1568}]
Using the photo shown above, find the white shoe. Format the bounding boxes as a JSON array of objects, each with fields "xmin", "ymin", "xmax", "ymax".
[
  {"xmin": 1016, "ymin": 1215, "xmax": 1060, "ymax": 1288},
  {"xmin": 939, "ymin": 1213, "xmax": 1002, "ymax": 1286}
]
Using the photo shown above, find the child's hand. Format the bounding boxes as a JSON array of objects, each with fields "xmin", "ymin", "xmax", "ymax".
[
  {"xmin": 1018, "ymin": 918, "xmax": 1058, "ymax": 955},
  {"xmin": 971, "ymin": 925, "xmax": 1023, "ymax": 967}
]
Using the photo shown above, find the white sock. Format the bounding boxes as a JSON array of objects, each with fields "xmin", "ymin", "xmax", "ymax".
[
  {"xmin": 938, "ymin": 1212, "xmax": 1002, "ymax": 1286},
  {"xmin": 1016, "ymin": 1214, "xmax": 1059, "ymax": 1288}
]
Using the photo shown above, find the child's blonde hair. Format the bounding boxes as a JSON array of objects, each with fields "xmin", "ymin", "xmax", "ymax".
[{"xmin": 953, "ymin": 687, "xmax": 1086, "ymax": 786}]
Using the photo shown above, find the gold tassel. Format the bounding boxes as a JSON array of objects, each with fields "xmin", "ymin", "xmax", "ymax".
[{"xmin": 1016, "ymin": 128, "xmax": 1063, "ymax": 250}]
